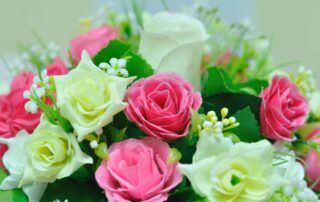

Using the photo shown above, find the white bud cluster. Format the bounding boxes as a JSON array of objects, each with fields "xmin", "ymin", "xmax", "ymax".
[
  {"xmin": 99, "ymin": 58, "xmax": 128, "ymax": 77},
  {"xmin": 279, "ymin": 179, "xmax": 319, "ymax": 202},
  {"xmin": 23, "ymin": 69, "xmax": 49, "ymax": 114},
  {"xmin": 199, "ymin": 107, "xmax": 240, "ymax": 135}
]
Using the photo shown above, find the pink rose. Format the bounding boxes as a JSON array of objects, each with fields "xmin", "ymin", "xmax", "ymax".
[
  {"xmin": 95, "ymin": 138, "xmax": 182, "ymax": 202},
  {"xmin": 304, "ymin": 149, "xmax": 320, "ymax": 191},
  {"xmin": 10, "ymin": 71, "xmax": 34, "ymax": 91},
  {"xmin": 70, "ymin": 25, "xmax": 118, "ymax": 62},
  {"xmin": 0, "ymin": 72, "xmax": 41, "ymax": 163},
  {"xmin": 260, "ymin": 76, "xmax": 309, "ymax": 140},
  {"xmin": 125, "ymin": 73, "xmax": 202, "ymax": 141},
  {"xmin": 46, "ymin": 57, "xmax": 69, "ymax": 75}
]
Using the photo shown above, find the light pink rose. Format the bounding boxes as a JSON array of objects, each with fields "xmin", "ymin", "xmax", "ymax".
[
  {"xmin": 125, "ymin": 73, "xmax": 202, "ymax": 141},
  {"xmin": 260, "ymin": 76, "xmax": 309, "ymax": 141},
  {"xmin": 46, "ymin": 57, "xmax": 69, "ymax": 75},
  {"xmin": 304, "ymin": 149, "xmax": 320, "ymax": 191},
  {"xmin": 70, "ymin": 25, "xmax": 118, "ymax": 62},
  {"xmin": 95, "ymin": 138, "xmax": 182, "ymax": 202}
]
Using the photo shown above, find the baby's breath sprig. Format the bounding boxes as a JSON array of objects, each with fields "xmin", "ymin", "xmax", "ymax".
[
  {"xmin": 23, "ymin": 68, "xmax": 71, "ymax": 132},
  {"xmin": 290, "ymin": 66, "xmax": 316, "ymax": 99},
  {"xmin": 84, "ymin": 128, "xmax": 109, "ymax": 160},
  {"xmin": 98, "ymin": 57, "xmax": 130, "ymax": 78},
  {"xmin": 198, "ymin": 107, "xmax": 240, "ymax": 135}
]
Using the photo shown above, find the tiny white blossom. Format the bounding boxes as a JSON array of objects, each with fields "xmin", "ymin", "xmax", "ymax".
[
  {"xmin": 107, "ymin": 68, "xmax": 117, "ymax": 76},
  {"xmin": 90, "ymin": 140, "xmax": 98, "ymax": 149},
  {"xmin": 118, "ymin": 58, "xmax": 127, "ymax": 68},
  {"xmin": 109, "ymin": 58, "xmax": 118, "ymax": 67},
  {"xmin": 23, "ymin": 90, "xmax": 31, "ymax": 99},
  {"xmin": 33, "ymin": 76, "xmax": 41, "ymax": 84},
  {"xmin": 118, "ymin": 68, "xmax": 129, "ymax": 78},
  {"xmin": 99, "ymin": 62, "xmax": 110, "ymax": 69}
]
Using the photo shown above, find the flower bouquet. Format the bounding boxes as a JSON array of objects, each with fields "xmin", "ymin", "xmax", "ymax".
[{"xmin": 0, "ymin": 1, "xmax": 320, "ymax": 202}]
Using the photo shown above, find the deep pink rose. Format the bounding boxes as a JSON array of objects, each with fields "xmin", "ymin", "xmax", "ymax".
[
  {"xmin": 304, "ymin": 149, "xmax": 320, "ymax": 191},
  {"xmin": 125, "ymin": 73, "xmax": 202, "ymax": 140},
  {"xmin": 70, "ymin": 25, "xmax": 118, "ymax": 62},
  {"xmin": 10, "ymin": 71, "xmax": 34, "ymax": 91},
  {"xmin": 46, "ymin": 57, "xmax": 69, "ymax": 75},
  {"xmin": 260, "ymin": 76, "xmax": 309, "ymax": 141},
  {"xmin": 0, "ymin": 71, "xmax": 41, "ymax": 163},
  {"xmin": 95, "ymin": 138, "xmax": 182, "ymax": 202}
]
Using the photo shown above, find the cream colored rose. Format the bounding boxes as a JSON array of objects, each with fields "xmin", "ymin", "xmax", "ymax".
[
  {"xmin": 179, "ymin": 134, "xmax": 275, "ymax": 202},
  {"xmin": 54, "ymin": 51, "xmax": 134, "ymax": 141},
  {"xmin": 139, "ymin": 12, "xmax": 209, "ymax": 90},
  {"xmin": 0, "ymin": 117, "xmax": 92, "ymax": 202}
]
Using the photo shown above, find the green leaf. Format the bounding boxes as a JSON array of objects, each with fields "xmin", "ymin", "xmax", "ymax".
[
  {"xmin": 41, "ymin": 179, "xmax": 107, "ymax": 202},
  {"xmin": 202, "ymin": 67, "xmax": 234, "ymax": 96},
  {"xmin": 92, "ymin": 40, "xmax": 130, "ymax": 65},
  {"xmin": 0, "ymin": 169, "xmax": 28, "ymax": 202},
  {"xmin": 202, "ymin": 92, "xmax": 262, "ymax": 122},
  {"xmin": 170, "ymin": 133, "xmax": 199, "ymax": 164},
  {"xmin": 68, "ymin": 165, "xmax": 92, "ymax": 182},
  {"xmin": 234, "ymin": 79, "xmax": 268, "ymax": 96},
  {"xmin": 229, "ymin": 107, "xmax": 262, "ymax": 142},
  {"xmin": 124, "ymin": 51, "xmax": 154, "ymax": 79},
  {"xmin": 168, "ymin": 187, "xmax": 207, "ymax": 202}
]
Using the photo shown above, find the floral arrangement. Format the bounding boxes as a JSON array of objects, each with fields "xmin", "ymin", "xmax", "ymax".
[{"xmin": 0, "ymin": 1, "xmax": 320, "ymax": 202}]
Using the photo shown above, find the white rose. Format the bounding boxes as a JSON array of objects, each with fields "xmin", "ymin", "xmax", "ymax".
[{"xmin": 139, "ymin": 11, "xmax": 209, "ymax": 90}]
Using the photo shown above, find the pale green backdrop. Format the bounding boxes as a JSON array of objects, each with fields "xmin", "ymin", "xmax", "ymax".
[{"xmin": 0, "ymin": 0, "xmax": 319, "ymax": 81}]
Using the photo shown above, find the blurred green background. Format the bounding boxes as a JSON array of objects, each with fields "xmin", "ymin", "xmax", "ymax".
[{"xmin": 0, "ymin": 0, "xmax": 319, "ymax": 82}]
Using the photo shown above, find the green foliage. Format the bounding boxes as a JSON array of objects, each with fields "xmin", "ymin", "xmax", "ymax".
[
  {"xmin": 41, "ymin": 179, "xmax": 106, "ymax": 202},
  {"xmin": 203, "ymin": 92, "xmax": 262, "ymax": 122},
  {"xmin": 124, "ymin": 51, "xmax": 154, "ymax": 79},
  {"xmin": 92, "ymin": 40, "xmax": 130, "ymax": 65},
  {"xmin": 168, "ymin": 187, "xmax": 207, "ymax": 202},
  {"xmin": 170, "ymin": 132, "xmax": 199, "ymax": 164},
  {"xmin": 229, "ymin": 107, "xmax": 262, "ymax": 142},
  {"xmin": 202, "ymin": 67, "xmax": 234, "ymax": 96},
  {"xmin": 68, "ymin": 165, "xmax": 92, "ymax": 182},
  {"xmin": 234, "ymin": 79, "xmax": 268, "ymax": 96},
  {"xmin": 0, "ymin": 169, "xmax": 28, "ymax": 202},
  {"xmin": 92, "ymin": 40, "xmax": 154, "ymax": 80}
]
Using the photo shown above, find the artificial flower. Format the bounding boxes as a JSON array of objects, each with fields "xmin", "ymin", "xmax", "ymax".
[
  {"xmin": 125, "ymin": 73, "xmax": 202, "ymax": 140},
  {"xmin": 179, "ymin": 133, "xmax": 274, "ymax": 202},
  {"xmin": 54, "ymin": 51, "xmax": 134, "ymax": 141},
  {"xmin": 139, "ymin": 11, "xmax": 209, "ymax": 90},
  {"xmin": 70, "ymin": 25, "xmax": 118, "ymax": 62},
  {"xmin": 0, "ymin": 72, "xmax": 41, "ymax": 163},
  {"xmin": 304, "ymin": 149, "xmax": 320, "ymax": 192},
  {"xmin": 310, "ymin": 91, "xmax": 320, "ymax": 119},
  {"xmin": 260, "ymin": 76, "xmax": 309, "ymax": 141},
  {"xmin": 0, "ymin": 117, "xmax": 92, "ymax": 201},
  {"xmin": 269, "ymin": 145, "xmax": 318, "ymax": 202},
  {"xmin": 95, "ymin": 137, "xmax": 182, "ymax": 202},
  {"xmin": 46, "ymin": 57, "xmax": 69, "ymax": 75}
]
